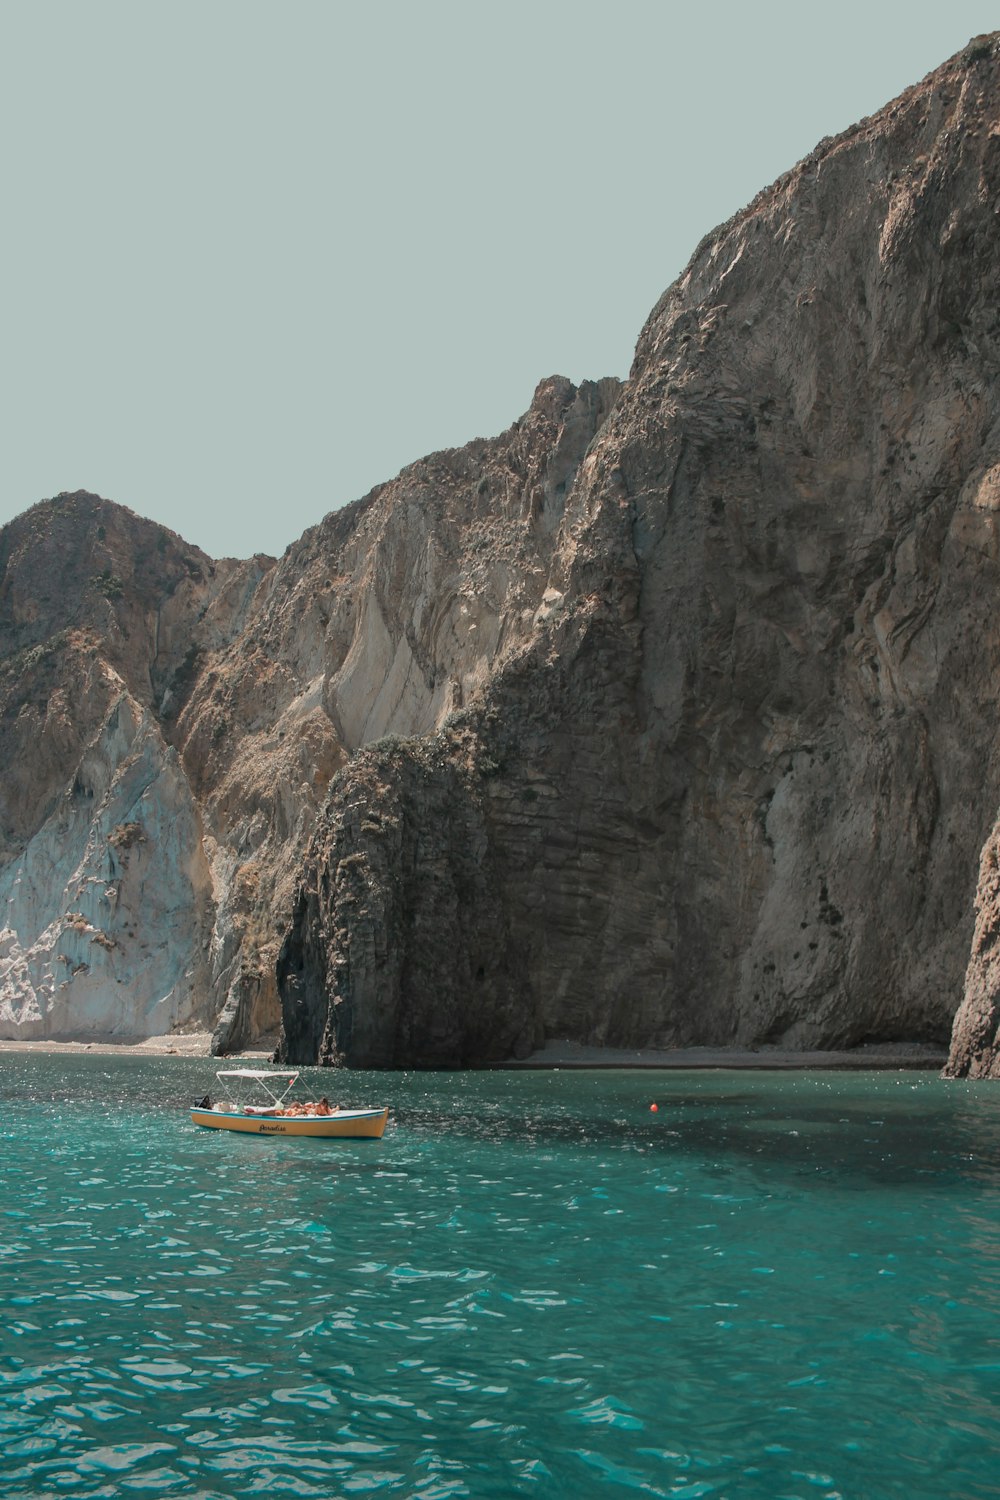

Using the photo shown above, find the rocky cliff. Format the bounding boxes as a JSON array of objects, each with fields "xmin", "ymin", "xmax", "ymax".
[
  {"xmin": 4, "ymin": 37, "xmax": 1000, "ymax": 1071},
  {"xmin": 0, "ymin": 494, "xmax": 270, "ymax": 1038},
  {"xmin": 276, "ymin": 32, "xmax": 1000, "ymax": 1071},
  {"xmin": 0, "ymin": 379, "xmax": 619, "ymax": 1049}
]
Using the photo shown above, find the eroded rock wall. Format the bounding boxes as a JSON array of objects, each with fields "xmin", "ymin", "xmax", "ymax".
[
  {"xmin": 0, "ymin": 380, "xmax": 621, "ymax": 1047},
  {"xmin": 276, "ymin": 35, "xmax": 1000, "ymax": 1066},
  {"xmin": 0, "ymin": 695, "xmax": 215, "ymax": 1037},
  {"xmin": 172, "ymin": 375, "xmax": 621, "ymax": 1051},
  {"xmin": 278, "ymin": 738, "xmax": 536, "ymax": 1067},
  {"xmin": 945, "ymin": 827, "xmax": 1000, "ymax": 1077},
  {"xmin": 8, "ymin": 39, "xmax": 1000, "ymax": 1067}
]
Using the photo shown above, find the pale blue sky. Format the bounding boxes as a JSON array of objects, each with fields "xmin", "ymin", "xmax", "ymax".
[{"xmin": 1, "ymin": 2, "xmax": 996, "ymax": 559}]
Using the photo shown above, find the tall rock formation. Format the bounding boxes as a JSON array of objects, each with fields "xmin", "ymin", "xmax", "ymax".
[
  {"xmin": 0, "ymin": 494, "xmax": 270, "ymax": 1038},
  {"xmin": 0, "ymin": 380, "xmax": 620, "ymax": 1047},
  {"xmin": 276, "ymin": 33, "xmax": 1000, "ymax": 1068},
  {"xmin": 4, "ymin": 37, "xmax": 1000, "ymax": 1070},
  {"xmin": 944, "ymin": 813, "xmax": 1000, "ymax": 1076}
]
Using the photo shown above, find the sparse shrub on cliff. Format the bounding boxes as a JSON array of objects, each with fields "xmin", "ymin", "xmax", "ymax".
[
  {"xmin": 369, "ymin": 733, "xmax": 407, "ymax": 755},
  {"xmin": 0, "ymin": 629, "xmax": 70, "ymax": 678},
  {"xmin": 235, "ymin": 861, "xmax": 261, "ymax": 902},
  {"xmin": 89, "ymin": 569, "xmax": 124, "ymax": 601},
  {"xmin": 160, "ymin": 643, "xmax": 203, "ymax": 720}
]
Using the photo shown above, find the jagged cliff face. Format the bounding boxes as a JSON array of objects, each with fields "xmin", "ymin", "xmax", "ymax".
[
  {"xmin": 0, "ymin": 494, "xmax": 269, "ymax": 1038},
  {"xmin": 5, "ymin": 37, "xmax": 1000, "ymax": 1069},
  {"xmin": 175, "ymin": 374, "xmax": 620, "ymax": 1050},
  {"xmin": 276, "ymin": 34, "xmax": 1000, "ymax": 1069},
  {"xmin": 0, "ymin": 381, "xmax": 619, "ymax": 1045}
]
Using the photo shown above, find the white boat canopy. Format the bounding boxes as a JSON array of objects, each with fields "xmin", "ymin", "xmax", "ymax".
[
  {"xmin": 216, "ymin": 1070, "xmax": 299, "ymax": 1081},
  {"xmin": 215, "ymin": 1070, "xmax": 300, "ymax": 1106}
]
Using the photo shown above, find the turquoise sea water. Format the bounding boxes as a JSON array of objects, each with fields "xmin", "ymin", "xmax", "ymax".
[{"xmin": 1, "ymin": 1058, "xmax": 999, "ymax": 1499}]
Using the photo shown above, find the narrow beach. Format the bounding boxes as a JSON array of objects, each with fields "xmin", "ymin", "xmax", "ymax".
[{"xmin": 0, "ymin": 1034, "xmax": 948, "ymax": 1069}]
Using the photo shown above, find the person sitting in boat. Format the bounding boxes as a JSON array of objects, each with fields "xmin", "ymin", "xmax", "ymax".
[{"xmin": 316, "ymin": 1097, "xmax": 334, "ymax": 1116}]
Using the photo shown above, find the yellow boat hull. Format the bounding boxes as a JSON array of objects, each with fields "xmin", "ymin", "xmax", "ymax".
[{"xmin": 191, "ymin": 1107, "xmax": 388, "ymax": 1139}]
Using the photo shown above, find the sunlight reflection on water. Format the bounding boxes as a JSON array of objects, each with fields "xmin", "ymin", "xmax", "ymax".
[{"xmin": 1, "ymin": 1058, "xmax": 1000, "ymax": 1497}]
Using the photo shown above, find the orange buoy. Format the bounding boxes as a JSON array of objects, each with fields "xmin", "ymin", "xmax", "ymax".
[{"xmin": 650, "ymin": 1103, "xmax": 659, "ymax": 1112}]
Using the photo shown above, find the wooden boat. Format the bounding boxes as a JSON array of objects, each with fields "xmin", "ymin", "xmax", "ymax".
[{"xmin": 191, "ymin": 1069, "xmax": 389, "ymax": 1139}]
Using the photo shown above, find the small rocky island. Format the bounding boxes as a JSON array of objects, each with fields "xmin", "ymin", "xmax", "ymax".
[{"xmin": 2, "ymin": 36, "xmax": 1000, "ymax": 1075}]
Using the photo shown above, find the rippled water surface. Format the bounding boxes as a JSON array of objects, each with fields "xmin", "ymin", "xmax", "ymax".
[{"xmin": 2, "ymin": 1058, "xmax": 1000, "ymax": 1498}]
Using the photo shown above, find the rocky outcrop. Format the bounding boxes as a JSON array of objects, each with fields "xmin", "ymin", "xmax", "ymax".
[
  {"xmin": 945, "ymin": 829, "xmax": 1000, "ymax": 1076},
  {"xmin": 7, "ymin": 39, "xmax": 1000, "ymax": 1069},
  {"xmin": 0, "ymin": 379, "xmax": 620, "ymax": 1047},
  {"xmin": 278, "ymin": 737, "xmax": 536, "ymax": 1067},
  {"xmin": 276, "ymin": 34, "xmax": 1000, "ymax": 1067},
  {"xmin": 0, "ymin": 494, "xmax": 271, "ymax": 1040},
  {"xmin": 0, "ymin": 694, "xmax": 215, "ymax": 1038},
  {"xmin": 175, "ymin": 374, "xmax": 621, "ymax": 1052}
]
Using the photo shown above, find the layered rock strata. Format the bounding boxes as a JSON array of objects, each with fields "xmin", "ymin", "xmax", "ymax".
[
  {"xmin": 0, "ymin": 378, "xmax": 620, "ymax": 1047},
  {"xmin": 277, "ymin": 35, "xmax": 1000, "ymax": 1068},
  {"xmin": 0, "ymin": 495, "xmax": 271, "ymax": 1039},
  {"xmin": 5, "ymin": 38, "xmax": 1000, "ymax": 1070}
]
